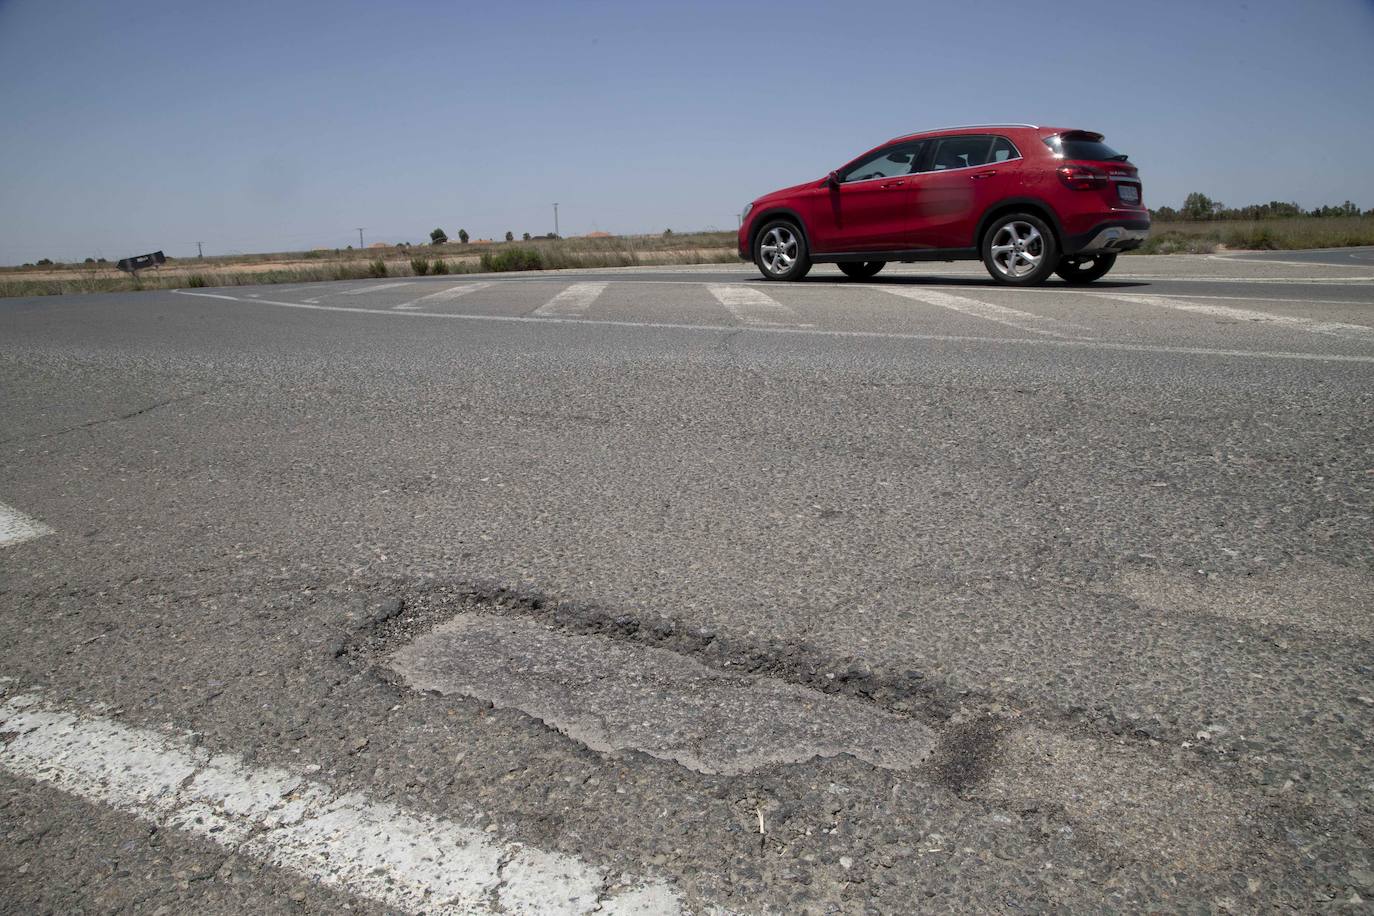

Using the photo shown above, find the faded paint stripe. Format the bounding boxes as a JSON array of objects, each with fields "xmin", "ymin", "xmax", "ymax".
[
  {"xmin": 340, "ymin": 281, "xmax": 415, "ymax": 295},
  {"xmin": 393, "ymin": 282, "xmax": 493, "ymax": 310},
  {"xmin": 0, "ymin": 691, "xmax": 693, "ymax": 916},
  {"xmin": 707, "ymin": 284, "xmax": 809, "ymax": 327},
  {"xmin": 533, "ymin": 282, "xmax": 608, "ymax": 317},
  {"xmin": 1090, "ymin": 293, "xmax": 1374, "ymax": 342},
  {"xmin": 172, "ymin": 291, "xmax": 1374, "ymax": 364},
  {"xmin": 878, "ymin": 287, "xmax": 1091, "ymax": 338},
  {"xmin": 0, "ymin": 500, "xmax": 52, "ymax": 547}
]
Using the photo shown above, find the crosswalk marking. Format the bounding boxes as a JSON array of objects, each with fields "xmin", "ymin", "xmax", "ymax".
[
  {"xmin": 877, "ymin": 287, "xmax": 1091, "ymax": 338},
  {"xmin": 532, "ymin": 282, "xmax": 608, "ymax": 317},
  {"xmin": 393, "ymin": 282, "xmax": 493, "ymax": 310},
  {"xmin": 340, "ymin": 281, "xmax": 414, "ymax": 296},
  {"xmin": 0, "ymin": 690, "xmax": 697, "ymax": 916},
  {"xmin": 0, "ymin": 500, "xmax": 52, "ymax": 548},
  {"xmin": 1090, "ymin": 293, "xmax": 1374, "ymax": 342},
  {"xmin": 707, "ymin": 284, "xmax": 810, "ymax": 326}
]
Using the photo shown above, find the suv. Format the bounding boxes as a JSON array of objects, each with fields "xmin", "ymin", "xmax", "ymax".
[{"xmin": 738, "ymin": 124, "xmax": 1147, "ymax": 285}]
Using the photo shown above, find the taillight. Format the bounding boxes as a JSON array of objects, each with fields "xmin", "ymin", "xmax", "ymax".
[{"xmin": 1057, "ymin": 165, "xmax": 1107, "ymax": 190}]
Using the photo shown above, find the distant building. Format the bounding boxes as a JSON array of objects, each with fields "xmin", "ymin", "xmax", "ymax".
[{"xmin": 584, "ymin": 231, "xmax": 612, "ymax": 239}]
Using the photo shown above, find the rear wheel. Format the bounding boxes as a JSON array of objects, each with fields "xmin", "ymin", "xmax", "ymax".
[
  {"xmin": 981, "ymin": 213, "xmax": 1058, "ymax": 286},
  {"xmin": 838, "ymin": 261, "xmax": 885, "ymax": 280},
  {"xmin": 1054, "ymin": 253, "xmax": 1117, "ymax": 284},
  {"xmin": 753, "ymin": 220, "xmax": 812, "ymax": 281}
]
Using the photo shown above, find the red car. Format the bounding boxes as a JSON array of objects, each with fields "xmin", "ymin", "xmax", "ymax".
[{"xmin": 738, "ymin": 124, "xmax": 1148, "ymax": 285}]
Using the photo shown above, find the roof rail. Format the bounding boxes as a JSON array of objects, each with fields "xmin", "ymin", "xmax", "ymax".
[{"xmin": 888, "ymin": 123, "xmax": 1040, "ymax": 141}]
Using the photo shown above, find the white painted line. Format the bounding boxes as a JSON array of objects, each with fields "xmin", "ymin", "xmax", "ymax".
[
  {"xmin": 0, "ymin": 690, "xmax": 695, "ymax": 916},
  {"xmin": 1091, "ymin": 293, "xmax": 1374, "ymax": 342},
  {"xmin": 532, "ymin": 282, "xmax": 608, "ymax": 317},
  {"xmin": 173, "ymin": 291, "xmax": 1374, "ymax": 364},
  {"xmin": 707, "ymin": 284, "xmax": 812, "ymax": 327},
  {"xmin": 876, "ymin": 287, "xmax": 1092, "ymax": 338},
  {"xmin": 340, "ymin": 281, "xmax": 415, "ymax": 296},
  {"xmin": 393, "ymin": 282, "xmax": 493, "ymax": 310},
  {"xmin": 0, "ymin": 500, "xmax": 52, "ymax": 548}
]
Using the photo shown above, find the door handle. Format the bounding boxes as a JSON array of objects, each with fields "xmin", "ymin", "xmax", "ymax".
[
  {"xmin": 971, "ymin": 170, "xmax": 997, "ymax": 180},
  {"xmin": 880, "ymin": 179, "xmax": 906, "ymax": 189}
]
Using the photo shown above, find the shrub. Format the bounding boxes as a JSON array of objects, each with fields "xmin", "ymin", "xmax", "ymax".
[
  {"xmin": 84, "ymin": 257, "xmax": 96, "ymax": 264},
  {"xmin": 410, "ymin": 256, "xmax": 431, "ymax": 275},
  {"xmin": 367, "ymin": 258, "xmax": 388, "ymax": 278},
  {"xmin": 36, "ymin": 258, "xmax": 53, "ymax": 266},
  {"xmin": 186, "ymin": 274, "xmax": 209, "ymax": 288},
  {"xmin": 432, "ymin": 258, "xmax": 450, "ymax": 275},
  {"xmin": 458, "ymin": 229, "xmax": 470, "ymax": 244},
  {"xmin": 302, "ymin": 250, "xmax": 322, "ymax": 259},
  {"xmin": 430, "ymin": 228, "xmax": 448, "ymax": 244},
  {"xmin": 479, "ymin": 248, "xmax": 543, "ymax": 272}
]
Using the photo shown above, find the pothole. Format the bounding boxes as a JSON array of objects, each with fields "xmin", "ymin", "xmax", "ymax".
[{"xmin": 388, "ymin": 611, "xmax": 935, "ymax": 775}]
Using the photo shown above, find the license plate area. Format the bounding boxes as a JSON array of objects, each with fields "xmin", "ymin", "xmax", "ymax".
[{"xmin": 1118, "ymin": 184, "xmax": 1140, "ymax": 204}]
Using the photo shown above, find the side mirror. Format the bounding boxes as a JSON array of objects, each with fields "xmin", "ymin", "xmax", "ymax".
[{"xmin": 826, "ymin": 170, "xmax": 840, "ymax": 188}]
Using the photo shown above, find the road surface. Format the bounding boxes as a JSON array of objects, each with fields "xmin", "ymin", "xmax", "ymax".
[{"xmin": 2, "ymin": 251, "xmax": 1372, "ymax": 913}]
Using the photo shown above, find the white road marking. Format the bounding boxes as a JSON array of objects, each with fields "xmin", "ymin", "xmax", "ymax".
[
  {"xmin": 876, "ymin": 287, "xmax": 1092, "ymax": 338},
  {"xmin": 707, "ymin": 284, "xmax": 812, "ymax": 327},
  {"xmin": 1091, "ymin": 293, "xmax": 1374, "ymax": 342},
  {"xmin": 0, "ymin": 500, "xmax": 52, "ymax": 547},
  {"xmin": 173, "ymin": 291, "xmax": 1374, "ymax": 364},
  {"xmin": 532, "ymin": 282, "xmax": 608, "ymax": 317},
  {"xmin": 0, "ymin": 690, "xmax": 694, "ymax": 916},
  {"xmin": 340, "ymin": 281, "xmax": 415, "ymax": 295},
  {"xmin": 393, "ymin": 282, "xmax": 493, "ymax": 310}
]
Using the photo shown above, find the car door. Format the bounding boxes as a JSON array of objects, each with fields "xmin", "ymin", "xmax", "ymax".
[
  {"xmin": 811, "ymin": 141, "xmax": 924, "ymax": 253},
  {"xmin": 908, "ymin": 135, "xmax": 1024, "ymax": 250}
]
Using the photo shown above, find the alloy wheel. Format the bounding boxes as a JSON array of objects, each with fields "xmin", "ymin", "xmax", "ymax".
[{"xmin": 990, "ymin": 221, "xmax": 1045, "ymax": 279}]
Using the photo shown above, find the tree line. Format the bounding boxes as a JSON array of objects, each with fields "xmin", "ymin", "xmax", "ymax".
[{"xmin": 1152, "ymin": 193, "xmax": 1371, "ymax": 221}]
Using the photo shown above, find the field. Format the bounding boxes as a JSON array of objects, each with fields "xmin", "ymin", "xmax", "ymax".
[
  {"xmin": 0, "ymin": 232, "xmax": 739, "ymax": 298},
  {"xmin": 4, "ymin": 217, "xmax": 1374, "ymax": 297},
  {"xmin": 1137, "ymin": 216, "xmax": 1374, "ymax": 253}
]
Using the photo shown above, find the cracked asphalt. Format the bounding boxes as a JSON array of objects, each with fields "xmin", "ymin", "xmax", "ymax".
[{"xmin": 1, "ymin": 251, "xmax": 1372, "ymax": 913}]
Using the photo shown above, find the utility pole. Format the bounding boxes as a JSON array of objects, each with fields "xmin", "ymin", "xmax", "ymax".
[
  {"xmin": 196, "ymin": 241, "xmax": 203, "ymax": 258},
  {"xmin": 356, "ymin": 227, "xmax": 366, "ymax": 249},
  {"xmin": 553, "ymin": 203, "xmax": 559, "ymax": 239}
]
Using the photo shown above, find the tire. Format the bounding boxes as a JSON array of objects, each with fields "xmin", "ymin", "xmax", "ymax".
[
  {"xmin": 838, "ymin": 261, "xmax": 885, "ymax": 280},
  {"xmin": 753, "ymin": 220, "xmax": 812, "ymax": 281},
  {"xmin": 981, "ymin": 213, "xmax": 1058, "ymax": 286},
  {"xmin": 1054, "ymin": 253, "xmax": 1117, "ymax": 284}
]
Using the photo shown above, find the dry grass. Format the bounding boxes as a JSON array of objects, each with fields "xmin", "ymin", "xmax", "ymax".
[
  {"xmin": 1132, "ymin": 216, "xmax": 1374, "ymax": 254},
  {"xmin": 0, "ymin": 232, "xmax": 739, "ymax": 297}
]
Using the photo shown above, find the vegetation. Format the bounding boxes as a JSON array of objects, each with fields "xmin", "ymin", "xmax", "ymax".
[
  {"xmin": 458, "ymin": 229, "xmax": 469, "ymax": 244},
  {"xmin": 430, "ymin": 228, "xmax": 448, "ymax": 245},
  {"xmin": 410, "ymin": 256, "xmax": 431, "ymax": 275},
  {"xmin": 367, "ymin": 258, "xmax": 388, "ymax": 278},
  {"xmin": 1153, "ymin": 194, "xmax": 1370, "ymax": 223},
  {"xmin": 432, "ymin": 258, "xmax": 450, "ymax": 274},
  {"xmin": 1135, "ymin": 216, "xmax": 1374, "ymax": 254},
  {"xmin": 522, "ymin": 232, "xmax": 531, "ymax": 241},
  {"xmin": 505, "ymin": 231, "xmax": 514, "ymax": 242}
]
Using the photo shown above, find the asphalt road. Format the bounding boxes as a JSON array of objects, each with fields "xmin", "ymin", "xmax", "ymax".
[{"xmin": 1, "ymin": 252, "xmax": 1372, "ymax": 914}]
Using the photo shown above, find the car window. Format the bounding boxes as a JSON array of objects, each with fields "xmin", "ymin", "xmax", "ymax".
[
  {"xmin": 1044, "ymin": 134, "xmax": 1126, "ymax": 161},
  {"xmin": 928, "ymin": 136, "xmax": 997, "ymax": 171},
  {"xmin": 989, "ymin": 136, "xmax": 1019, "ymax": 162},
  {"xmin": 839, "ymin": 142, "xmax": 923, "ymax": 183}
]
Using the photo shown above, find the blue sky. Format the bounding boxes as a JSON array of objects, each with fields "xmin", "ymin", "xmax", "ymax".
[{"xmin": 1, "ymin": 0, "xmax": 1372, "ymax": 263}]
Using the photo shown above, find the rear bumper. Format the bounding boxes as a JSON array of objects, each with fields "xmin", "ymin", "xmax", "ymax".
[{"xmin": 1064, "ymin": 219, "xmax": 1150, "ymax": 255}]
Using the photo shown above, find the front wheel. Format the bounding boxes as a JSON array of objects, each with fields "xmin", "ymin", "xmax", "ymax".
[
  {"xmin": 838, "ymin": 261, "xmax": 885, "ymax": 280},
  {"xmin": 1054, "ymin": 253, "xmax": 1117, "ymax": 284},
  {"xmin": 981, "ymin": 213, "xmax": 1058, "ymax": 286},
  {"xmin": 753, "ymin": 220, "xmax": 812, "ymax": 281}
]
